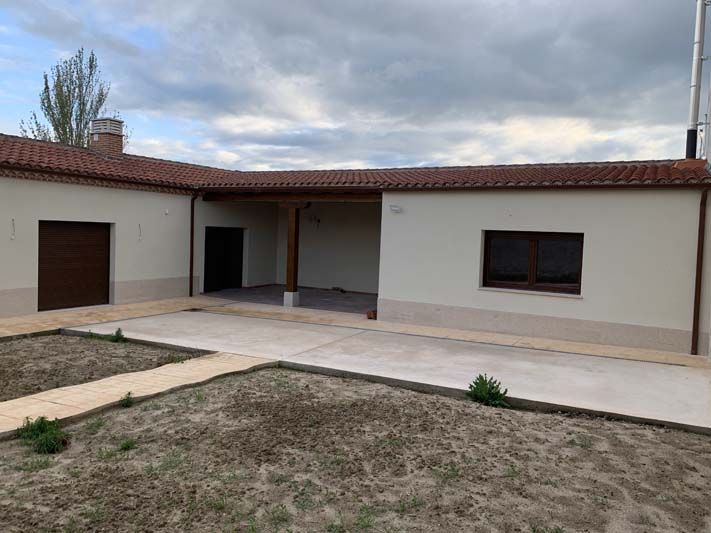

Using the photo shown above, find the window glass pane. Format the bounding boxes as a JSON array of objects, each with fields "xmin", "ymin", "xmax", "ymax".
[
  {"xmin": 536, "ymin": 238, "xmax": 582, "ymax": 284},
  {"xmin": 488, "ymin": 237, "xmax": 529, "ymax": 282}
]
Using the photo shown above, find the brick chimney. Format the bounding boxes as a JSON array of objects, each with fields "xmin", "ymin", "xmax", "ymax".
[{"xmin": 89, "ymin": 117, "xmax": 124, "ymax": 156}]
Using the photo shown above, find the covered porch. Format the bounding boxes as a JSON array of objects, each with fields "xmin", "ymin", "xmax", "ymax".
[{"xmin": 195, "ymin": 191, "xmax": 382, "ymax": 316}]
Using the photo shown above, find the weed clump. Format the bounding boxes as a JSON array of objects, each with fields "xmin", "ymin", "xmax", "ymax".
[
  {"xmin": 17, "ymin": 417, "xmax": 69, "ymax": 454},
  {"xmin": 108, "ymin": 328, "xmax": 126, "ymax": 343},
  {"xmin": 118, "ymin": 438, "xmax": 137, "ymax": 451},
  {"xmin": 118, "ymin": 392, "xmax": 134, "ymax": 408},
  {"xmin": 466, "ymin": 373, "xmax": 510, "ymax": 408}
]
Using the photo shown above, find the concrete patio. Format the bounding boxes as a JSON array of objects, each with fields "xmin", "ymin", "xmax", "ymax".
[{"xmin": 67, "ymin": 309, "xmax": 711, "ymax": 433}]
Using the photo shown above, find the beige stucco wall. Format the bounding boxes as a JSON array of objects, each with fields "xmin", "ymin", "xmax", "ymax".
[
  {"xmin": 275, "ymin": 202, "xmax": 382, "ymax": 294},
  {"xmin": 379, "ymin": 189, "xmax": 702, "ymax": 353},
  {"xmin": 194, "ymin": 200, "xmax": 279, "ymax": 291},
  {"xmin": 0, "ymin": 177, "xmax": 192, "ymax": 316}
]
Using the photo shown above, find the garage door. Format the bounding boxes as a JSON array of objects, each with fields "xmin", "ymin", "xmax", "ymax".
[{"xmin": 38, "ymin": 221, "xmax": 110, "ymax": 311}]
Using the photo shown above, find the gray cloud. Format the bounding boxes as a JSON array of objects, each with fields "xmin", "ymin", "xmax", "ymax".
[{"xmin": 0, "ymin": 0, "xmax": 703, "ymax": 168}]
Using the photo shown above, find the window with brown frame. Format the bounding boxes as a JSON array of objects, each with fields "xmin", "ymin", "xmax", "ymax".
[{"xmin": 483, "ymin": 231, "xmax": 584, "ymax": 295}]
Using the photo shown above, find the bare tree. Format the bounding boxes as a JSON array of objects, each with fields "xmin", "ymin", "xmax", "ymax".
[{"xmin": 20, "ymin": 48, "xmax": 110, "ymax": 147}]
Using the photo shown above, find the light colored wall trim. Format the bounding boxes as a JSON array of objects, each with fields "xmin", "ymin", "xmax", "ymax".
[
  {"xmin": 0, "ymin": 287, "xmax": 37, "ymax": 317},
  {"xmin": 113, "ymin": 276, "xmax": 191, "ymax": 304},
  {"xmin": 378, "ymin": 298, "xmax": 692, "ymax": 353}
]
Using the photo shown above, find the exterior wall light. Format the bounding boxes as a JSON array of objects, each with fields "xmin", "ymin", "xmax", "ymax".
[
  {"xmin": 389, "ymin": 205, "xmax": 403, "ymax": 213},
  {"xmin": 10, "ymin": 218, "xmax": 16, "ymax": 240}
]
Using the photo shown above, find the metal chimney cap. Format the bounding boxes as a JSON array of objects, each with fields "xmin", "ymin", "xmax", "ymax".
[{"xmin": 90, "ymin": 117, "xmax": 124, "ymax": 135}]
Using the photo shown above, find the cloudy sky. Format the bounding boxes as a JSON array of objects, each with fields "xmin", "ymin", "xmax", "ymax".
[{"xmin": 0, "ymin": 0, "xmax": 705, "ymax": 169}]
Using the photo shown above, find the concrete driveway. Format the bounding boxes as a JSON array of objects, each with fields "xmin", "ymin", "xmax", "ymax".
[{"xmin": 69, "ymin": 310, "xmax": 711, "ymax": 433}]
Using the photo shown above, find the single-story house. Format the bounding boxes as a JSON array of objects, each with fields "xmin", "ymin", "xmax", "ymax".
[{"xmin": 2, "ymin": 118, "xmax": 711, "ymax": 357}]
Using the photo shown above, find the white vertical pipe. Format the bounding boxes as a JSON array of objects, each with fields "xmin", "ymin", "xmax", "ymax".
[{"xmin": 687, "ymin": 0, "xmax": 707, "ymax": 158}]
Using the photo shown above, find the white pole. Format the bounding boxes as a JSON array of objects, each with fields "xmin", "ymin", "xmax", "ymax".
[{"xmin": 687, "ymin": 0, "xmax": 707, "ymax": 158}]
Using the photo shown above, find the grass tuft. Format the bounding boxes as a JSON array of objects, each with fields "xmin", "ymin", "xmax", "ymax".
[
  {"xmin": 15, "ymin": 456, "xmax": 52, "ymax": 472},
  {"xmin": 432, "ymin": 463, "xmax": 461, "ymax": 483},
  {"xmin": 17, "ymin": 417, "xmax": 69, "ymax": 454},
  {"xmin": 118, "ymin": 438, "xmax": 137, "ymax": 452},
  {"xmin": 355, "ymin": 505, "xmax": 376, "ymax": 530},
  {"xmin": 266, "ymin": 504, "xmax": 290, "ymax": 528},
  {"xmin": 108, "ymin": 328, "xmax": 126, "ymax": 343},
  {"xmin": 118, "ymin": 392, "xmax": 134, "ymax": 408},
  {"xmin": 568, "ymin": 434, "xmax": 593, "ymax": 449}
]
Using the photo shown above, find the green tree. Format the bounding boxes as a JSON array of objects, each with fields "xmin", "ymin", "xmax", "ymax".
[{"xmin": 20, "ymin": 48, "xmax": 111, "ymax": 147}]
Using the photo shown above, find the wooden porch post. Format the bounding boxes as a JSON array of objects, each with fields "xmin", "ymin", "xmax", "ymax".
[{"xmin": 284, "ymin": 205, "xmax": 301, "ymax": 306}]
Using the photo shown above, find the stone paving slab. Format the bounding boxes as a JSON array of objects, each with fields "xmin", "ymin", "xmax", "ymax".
[
  {"xmin": 0, "ymin": 352, "xmax": 275, "ymax": 438},
  {"xmin": 0, "ymin": 295, "xmax": 231, "ymax": 339}
]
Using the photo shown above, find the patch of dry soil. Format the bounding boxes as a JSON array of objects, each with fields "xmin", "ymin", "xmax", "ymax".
[
  {"xmin": 0, "ymin": 369, "xmax": 709, "ymax": 532},
  {"xmin": 0, "ymin": 334, "xmax": 202, "ymax": 401}
]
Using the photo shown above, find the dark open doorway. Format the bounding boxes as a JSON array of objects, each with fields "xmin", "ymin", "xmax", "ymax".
[{"xmin": 204, "ymin": 227, "xmax": 243, "ymax": 292}]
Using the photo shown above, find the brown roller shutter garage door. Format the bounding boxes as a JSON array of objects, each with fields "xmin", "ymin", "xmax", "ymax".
[{"xmin": 38, "ymin": 221, "xmax": 110, "ymax": 311}]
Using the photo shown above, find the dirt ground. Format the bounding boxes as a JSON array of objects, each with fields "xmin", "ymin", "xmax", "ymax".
[
  {"xmin": 0, "ymin": 369, "xmax": 709, "ymax": 533},
  {"xmin": 0, "ymin": 334, "xmax": 202, "ymax": 401}
]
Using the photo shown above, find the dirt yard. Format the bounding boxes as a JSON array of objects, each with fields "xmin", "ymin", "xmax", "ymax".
[
  {"xmin": 0, "ymin": 369, "xmax": 709, "ymax": 533},
  {"xmin": 0, "ymin": 334, "xmax": 202, "ymax": 401}
]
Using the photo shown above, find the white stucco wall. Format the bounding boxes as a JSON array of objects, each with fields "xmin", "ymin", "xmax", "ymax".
[
  {"xmin": 0, "ymin": 177, "xmax": 192, "ymax": 314},
  {"xmin": 379, "ymin": 189, "xmax": 701, "ymax": 350},
  {"xmin": 275, "ymin": 202, "xmax": 382, "ymax": 294},
  {"xmin": 194, "ymin": 200, "xmax": 279, "ymax": 290}
]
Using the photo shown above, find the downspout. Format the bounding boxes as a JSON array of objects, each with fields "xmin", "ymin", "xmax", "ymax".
[
  {"xmin": 691, "ymin": 189, "xmax": 708, "ymax": 355},
  {"xmin": 189, "ymin": 193, "xmax": 198, "ymax": 297}
]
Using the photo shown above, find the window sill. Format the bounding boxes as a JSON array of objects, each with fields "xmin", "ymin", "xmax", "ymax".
[{"xmin": 477, "ymin": 286, "xmax": 583, "ymax": 299}]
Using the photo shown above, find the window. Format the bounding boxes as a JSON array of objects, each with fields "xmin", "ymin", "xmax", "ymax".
[{"xmin": 483, "ymin": 231, "xmax": 583, "ymax": 294}]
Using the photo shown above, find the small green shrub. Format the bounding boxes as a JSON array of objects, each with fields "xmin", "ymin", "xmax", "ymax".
[
  {"xmin": 33, "ymin": 431, "xmax": 69, "ymax": 454},
  {"xmin": 466, "ymin": 373, "xmax": 510, "ymax": 408},
  {"xmin": 17, "ymin": 416, "xmax": 57, "ymax": 441},
  {"xmin": 118, "ymin": 438, "xmax": 137, "ymax": 452},
  {"xmin": 118, "ymin": 392, "xmax": 134, "ymax": 408},
  {"xmin": 108, "ymin": 328, "xmax": 126, "ymax": 343},
  {"xmin": 17, "ymin": 417, "xmax": 69, "ymax": 454}
]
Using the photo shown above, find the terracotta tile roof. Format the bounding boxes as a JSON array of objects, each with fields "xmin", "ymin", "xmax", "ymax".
[
  {"xmin": 207, "ymin": 159, "xmax": 711, "ymax": 190},
  {"xmin": 0, "ymin": 133, "xmax": 233, "ymax": 190},
  {"xmin": 1, "ymin": 133, "xmax": 711, "ymax": 193}
]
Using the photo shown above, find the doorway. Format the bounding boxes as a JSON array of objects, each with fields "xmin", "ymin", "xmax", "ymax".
[{"xmin": 204, "ymin": 227, "xmax": 244, "ymax": 292}]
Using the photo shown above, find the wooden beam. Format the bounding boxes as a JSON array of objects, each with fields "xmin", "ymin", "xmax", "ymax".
[
  {"xmin": 279, "ymin": 201, "xmax": 310, "ymax": 210},
  {"xmin": 286, "ymin": 206, "xmax": 300, "ymax": 293},
  {"xmin": 202, "ymin": 192, "xmax": 382, "ymax": 203}
]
